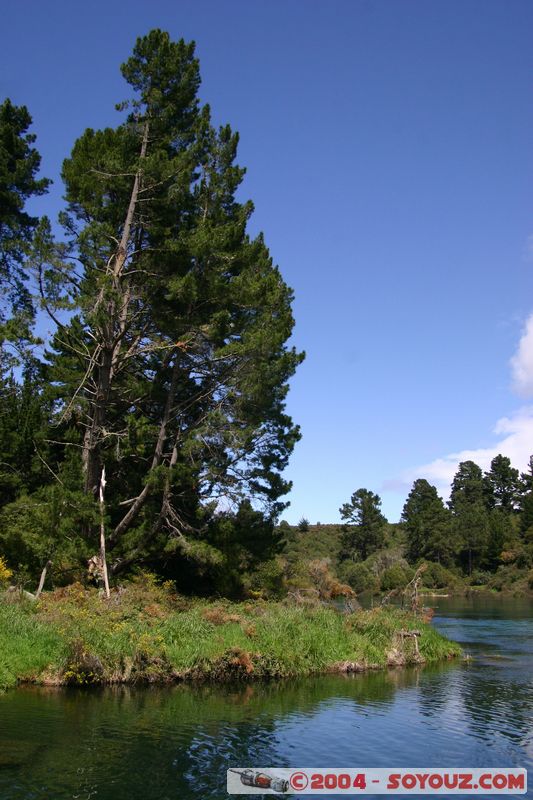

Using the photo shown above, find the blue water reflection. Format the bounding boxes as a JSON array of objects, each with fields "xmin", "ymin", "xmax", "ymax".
[{"xmin": 0, "ymin": 595, "xmax": 531, "ymax": 799}]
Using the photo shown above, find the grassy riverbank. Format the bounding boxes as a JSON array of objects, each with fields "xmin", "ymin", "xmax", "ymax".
[{"xmin": 0, "ymin": 577, "xmax": 460, "ymax": 691}]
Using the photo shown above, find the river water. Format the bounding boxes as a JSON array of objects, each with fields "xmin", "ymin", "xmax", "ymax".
[{"xmin": 0, "ymin": 595, "xmax": 532, "ymax": 799}]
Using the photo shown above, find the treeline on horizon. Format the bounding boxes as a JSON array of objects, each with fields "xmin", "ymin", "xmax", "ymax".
[
  {"xmin": 0, "ymin": 30, "xmax": 304, "ymax": 599},
  {"xmin": 287, "ymin": 454, "xmax": 533, "ymax": 596}
]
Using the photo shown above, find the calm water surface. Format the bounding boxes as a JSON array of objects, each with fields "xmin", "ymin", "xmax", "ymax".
[{"xmin": 0, "ymin": 595, "xmax": 532, "ymax": 799}]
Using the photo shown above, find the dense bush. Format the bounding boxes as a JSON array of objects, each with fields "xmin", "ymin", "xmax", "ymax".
[
  {"xmin": 243, "ymin": 559, "xmax": 285, "ymax": 599},
  {"xmin": 365, "ymin": 548, "xmax": 409, "ymax": 575},
  {"xmin": 422, "ymin": 562, "xmax": 459, "ymax": 589},
  {"xmin": 486, "ymin": 564, "xmax": 528, "ymax": 592},
  {"xmin": 469, "ymin": 570, "xmax": 492, "ymax": 586},
  {"xmin": 381, "ymin": 564, "xmax": 413, "ymax": 591},
  {"xmin": 514, "ymin": 546, "xmax": 533, "ymax": 569},
  {"xmin": 338, "ymin": 562, "xmax": 379, "ymax": 594}
]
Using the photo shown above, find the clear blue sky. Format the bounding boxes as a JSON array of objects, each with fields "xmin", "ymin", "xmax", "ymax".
[{"xmin": 2, "ymin": 0, "xmax": 533, "ymax": 522}]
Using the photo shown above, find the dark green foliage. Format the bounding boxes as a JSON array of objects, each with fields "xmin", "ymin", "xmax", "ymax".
[
  {"xmin": 449, "ymin": 460, "xmax": 485, "ymax": 512},
  {"xmin": 402, "ymin": 479, "xmax": 455, "ymax": 564},
  {"xmin": 49, "ymin": 28, "xmax": 302, "ymax": 521},
  {"xmin": 521, "ymin": 493, "xmax": 533, "ymax": 540},
  {"xmin": 520, "ymin": 457, "xmax": 533, "ymax": 539},
  {"xmin": 167, "ymin": 500, "xmax": 285, "ymax": 597},
  {"xmin": 243, "ymin": 558, "xmax": 285, "ymax": 598},
  {"xmin": 0, "ymin": 361, "xmax": 58, "ymax": 505},
  {"xmin": 282, "ymin": 524, "xmax": 344, "ymax": 562},
  {"xmin": 339, "ymin": 488, "xmax": 387, "ymax": 561},
  {"xmin": 448, "ymin": 458, "xmax": 522, "ymax": 575},
  {"xmin": 448, "ymin": 458, "xmax": 517, "ymax": 575},
  {"xmin": 421, "ymin": 562, "xmax": 460, "ymax": 590},
  {"xmin": 0, "ymin": 99, "xmax": 49, "ymax": 322},
  {"xmin": 485, "ymin": 509, "xmax": 515, "ymax": 569},
  {"xmin": 469, "ymin": 569, "xmax": 493, "ymax": 586},
  {"xmin": 338, "ymin": 561, "xmax": 378, "ymax": 593},
  {"xmin": 0, "ymin": 30, "xmax": 303, "ymax": 593},
  {"xmin": 380, "ymin": 564, "xmax": 413, "ymax": 591},
  {"xmin": 453, "ymin": 501, "xmax": 490, "ymax": 575},
  {"xmin": 298, "ymin": 517, "xmax": 310, "ymax": 532},
  {"xmin": 483, "ymin": 455, "xmax": 521, "ymax": 512},
  {"xmin": 520, "ymin": 455, "xmax": 533, "ymax": 494},
  {"xmin": 0, "ymin": 485, "xmax": 97, "ymax": 586}
]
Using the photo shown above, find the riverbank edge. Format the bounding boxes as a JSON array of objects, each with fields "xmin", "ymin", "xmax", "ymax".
[
  {"xmin": 0, "ymin": 583, "xmax": 462, "ymax": 690},
  {"xmin": 419, "ymin": 585, "xmax": 532, "ymax": 598}
]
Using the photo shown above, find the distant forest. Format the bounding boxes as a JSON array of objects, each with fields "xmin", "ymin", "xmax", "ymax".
[{"xmin": 287, "ymin": 454, "xmax": 533, "ymax": 596}]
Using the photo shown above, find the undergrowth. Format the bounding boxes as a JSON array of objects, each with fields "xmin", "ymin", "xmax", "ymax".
[{"xmin": 0, "ymin": 575, "xmax": 461, "ymax": 690}]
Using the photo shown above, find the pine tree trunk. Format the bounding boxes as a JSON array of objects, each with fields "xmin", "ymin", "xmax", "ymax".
[
  {"xmin": 99, "ymin": 467, "xmax": 111, "ymax": 599},
  {"xmin": 81, "ymin": 121, "xmax": 149, "ymax": 495},
  {"xmin": 83, "ymin": 344, "xmax": 113, "ymax": 495},
  {"xmin": 111, "ymin": 356, "xmax": 179, "ymax": 541}
]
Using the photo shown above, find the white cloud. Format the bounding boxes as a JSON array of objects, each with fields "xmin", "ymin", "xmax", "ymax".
[
  {"xmin": 388, "ymin": 312, "xmax": 533, "ymax": 498},
  {"xmin": 399, "ymin": 407, "xmax": 533, "ymax": 496},
  {"xmin": 511, "ymin": 313, "xmax": 533, "ymax": 397}
]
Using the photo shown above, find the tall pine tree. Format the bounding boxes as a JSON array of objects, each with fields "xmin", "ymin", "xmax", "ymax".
[
  {"xmin": 0, "ymin": 98, "xmax": 49, "ymax": 362},
  {"xmin": 339, "ymin": 488, "xmax": 387, "ymax": 561},
  {"xmin": 39, "ymin": 30, "xmax": 303, "ymax": 581},
  {"xmin": 402, "ymin": 479, "xmax": 454, "ymax": 564},
  {"xmin": 483, "ymin": 455, "xmax": 521, "ymax": 512},
  {"xmin": 449, "ymin": 460, "xmax": 485, "ymax": 512}
]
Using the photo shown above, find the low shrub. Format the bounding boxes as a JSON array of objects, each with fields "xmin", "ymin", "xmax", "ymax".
[
  {"xmin": 365, "ymin": 548, "xmax": 408, "ymax": 576},
  {"xmin": 487, "ymin": 564, "xmax": 528, "ymax": 592},
  {"xmin": 338, "ymin": 562, "xmax": 379, "ymax": 594},
  {"xmin": 243, "ymin": 558, "xmax": 285, "ymax": 599},
  {"xmin": 469, "ymin": 570, "xmax": 492, "ymax": 586},
  {"xmin": 0, "ymin": 556, "xmax": 12, "ymax": 587},
  {"xmin": 63, "ymin": 640, "xmax": 104, "ymax": 685},
  {"xmin": 381, "ymin": 564, "xmax": 414, "ymax": 591},
  {"xmin": 422, "ymin": 562, "xmax": 459, "ymax": 590}
]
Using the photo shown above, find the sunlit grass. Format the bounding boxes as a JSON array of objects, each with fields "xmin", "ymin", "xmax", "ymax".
[
  {"xmin": 0, "ymin": 601, "xmax": 66, "ymax": 689},
  {"xmin": 0, "ymin": 581, "xmax": 461, "ymax": 690}
]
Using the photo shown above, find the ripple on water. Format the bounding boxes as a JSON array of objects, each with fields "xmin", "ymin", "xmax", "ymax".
[{"xmin": 0, "ymin": 597, "xmax": 532, "ymax": 799}]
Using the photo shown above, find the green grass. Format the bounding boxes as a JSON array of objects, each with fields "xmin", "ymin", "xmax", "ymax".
[
  {"xmin": 0, "ymin": 579, "xmax": 461, "ymax": 690},
  {"xmin": 0, "ymin": 601, "xmax": 66, "ymax": 689}
]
